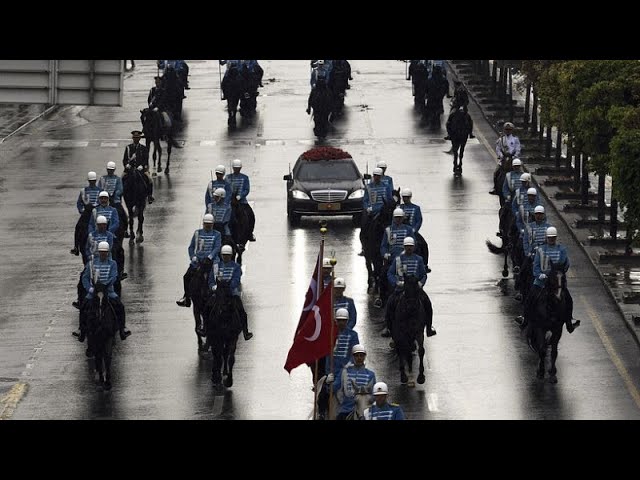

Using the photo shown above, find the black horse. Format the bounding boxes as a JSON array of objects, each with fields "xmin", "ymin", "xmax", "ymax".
[
  {"xmin": 85, "ymin": 283, "xmax": 118, "ymax": 391},
  {"xmin": 423, "ymin": 72, "xmax": 448, "ymax": 129},
  {"xmin": 486, "ymin": 204, "xmax": 519, "ymax": 278},
  {"xmin": 140, "ymin": 107, "xmax": 180, "ymax": 174},
  {"xmin": 161, "ymin": 67, "xmax": 185, "ymax": 122},
  {"xmin": 308, "ymin": 80, "xmax": 334, "ymax": 138},
  {"xmin": 205, "ymin": 280, "xmax": 243, "ymax": 388},
  {"xmin": 360, "ymin": 192, "xmax": 399, "ymax": 301},
  {"xmin": 446, "ymin": 108, "xmax": 473, "ymax": 176},
  {"xmin": 122, "ymin": 169, "xmax": 147, "ymax": 244},
  {"xmin": 409, "ymin": 61, "xmax": 429, "ymax": 111},
  {"xmin": 230, "ymin": 197, "xmax": 253, "ymax": 266},
  {"xmin": 188, "ymin": 257, "xmax": 214, "ymax": 355},
  {"xmin": 391, "ymin": 275, "xmax": 427, "ymax": 385},
  {"xmin": 329, "ymin": 60, "xmax": 350, "ymax": 117},
  {"xmin": 70, "ymin": 203, "xmax": 95, "ymax": 264},
  {"xmin": 223, "ymin": 67, "xmax": 250, "ymax": 129},
  {"xmin": 527, "ymin": 262, "xmax": 575, "ymax": 383}
]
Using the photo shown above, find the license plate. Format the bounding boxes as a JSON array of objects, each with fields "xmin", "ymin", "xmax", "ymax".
[{"xmin": 318, "ymin": 203, "xmax": 341, "ymax": 211}]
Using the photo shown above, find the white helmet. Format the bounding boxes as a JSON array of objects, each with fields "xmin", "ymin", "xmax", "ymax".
[
  {"xmin": 504, "ymin": 122, "xmax": 515, "ymax": 129},
  {"xmin": 221, "ymin": 245, "xmax": 234, "ymax": 255},
  {"xmin": 96, "ymin": 215, "xmax": 108, "ymax": 225},
  {"xmin": 373, "ymin": 382, "xmax": 389, "ymax": 396},
  {"xmin": 372, "ymin": 167, "xmax": 383, "ymax": 176},
  {"xmin": 527, "ymin": 187, "xmax": 537, "ymax": 196},
  {"xmin": 520, "ymin": 173, "xmax": 531, "ymax": 182},
  {"xmin": 376, "ymin": 160, "xmax": 388, "ymax": 169},
  {"xmin": 322, "ymin": 257, "xmax": 332, "ymax": 268},
  {"xmin": 98, "ymin": 191, "xmax": 110, "ymax": 198},
  {"xmin": 214, "ymin": 187, "xmax": 226, "ymax": 198},
  {"xmin": 317, "ymin": 60, "xmax": 325, "ymax": 66},
  {"xmin": 352, "ymin": 344, "xmax": 366, "ymax": 355},
  {"xmin": 403, "ymin": 236, "xmax": 415, "ymax": 246},
  {"xmin": 97, "ymin": 241, "xmax": 110, "ymax": 252},
  {"xmin": 335, "ymin": 308, "xmax": 349, "ymax": 320},
  {"xmin": 401, "ymin": 187, "xmax": 412, "ymax": 197},
  {"xmin": 393, "ymin": 208, "xmax": 405, "ymax": 217},
  {"xmin": 512, "ymin": 158, "xmax": 522, "ymax": 167},
  {"xmin": 203, "ymin": 213, "xmax": 214, "ymax": 223},
  {"xmin": 546, "ymin": 226, "xmax": 558, "ymax": 237},
  {"xmin": 334, "ymin": 277, "xmax": 346, "ymax": 288},
  {"xmin": 87, "ymin": 171, "xmax": 97, "ymax": 181},
  {"xmin": 232, "ymin": 159, "xmax": 242, "ymax": 168},
  {"xmin": 534, "ymin": 205, "xmax": 545, "ymax": 214},
  {"xmin": 106, "ymin": 161, "xmax": 116, "ymax": 170},
  {"xmin": 215, "ymin": 165, "xmax": 226, "ymax": 175}
]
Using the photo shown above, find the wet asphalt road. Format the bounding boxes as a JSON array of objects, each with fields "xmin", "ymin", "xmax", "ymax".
[{"xmin": 1, "ymin": 60, "xmax": 640, "ymax": 420}]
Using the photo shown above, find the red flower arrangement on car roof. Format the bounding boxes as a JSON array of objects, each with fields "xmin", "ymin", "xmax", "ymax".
[{"xmin": 300, "ymin": 146, "xmax": 352, "ymax": 161}]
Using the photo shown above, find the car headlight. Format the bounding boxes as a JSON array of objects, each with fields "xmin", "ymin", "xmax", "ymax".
[
  {"xmin": 348, "ymin": 189, "xmax": 364, "ymax": 199},
  {"xmin": 292, "ymin": 190, "xmax": 310, "ymax": 200}
]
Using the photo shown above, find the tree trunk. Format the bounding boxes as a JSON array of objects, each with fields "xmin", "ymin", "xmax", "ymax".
[
  {"xmin": 555, "ymin": 129, "xmax": 562, "ymax": 168},
  {"xmin": 491, "ymin": 60, "xmax": 498, "ymax": 95},
  {"xmin": 523, "ymin": 83, "xmax": 531, "ymax": 129},
  {"xmin": 508, "ymin": 68, "xmax": 514, "ymax": 123},
  {"xmin": 610, "ymin": 198, "xmax": 618, "ymax": 238},
  {"xmin": 581, "ymin": 154, "xmax": 590, "ymax": 205},
  {"xmin": 538, "ymin": 118, "xmax": 544, "ymax": 146},
  {"xmin": 531, "ymin": 91, "xmax": 538, "ymax": 135},
  {"xmin": 574, "ymin": 151, "xmax": 582, "ymax": 191},
  {"xmin": 565, "ymin": 138, "xmax": 573, "ymax": 170},
  {"xmin": 545, "ymin": 125, "xmax": 553, "ymax": 159},
  {"xmin": 597, "ymin": 174, "xmax": 606, "ymax": 223}
]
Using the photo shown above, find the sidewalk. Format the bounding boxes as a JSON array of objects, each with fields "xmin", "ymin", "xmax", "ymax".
[{"xmin": 447, "ymin": 60, "xmax": 640, "ymax": 347}]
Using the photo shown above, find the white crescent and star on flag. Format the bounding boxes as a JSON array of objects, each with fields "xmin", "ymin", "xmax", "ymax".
[{"xmin": 303, "ymin": 305, "xmax": 322, "ymax": 342}]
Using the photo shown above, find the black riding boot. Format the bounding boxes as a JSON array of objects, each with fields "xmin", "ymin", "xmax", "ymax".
[
  {"xmin": 146, "ymin": 177, "xmax": 154, "ymax": 203},
  {"xmin": 246, "ymin": 204, "xmax": 256, "ymax": 241},
  {"xmin": 73, "ymin": 273, "xmax": 85, "ymax": 309},
  {"xmin": 177, "ymin": 267, "xmax": 193, "ymax": 307},
  {"xmin": 112, "ymin": 298, "xmax": 131, "ymax": 340},
  {"xmin": 383, "ymin": 291, "xmax": 398, "ymax": 337},
  {"xmin": 490, "ymin": 166, "xmax": 501, "ymax": 194},
  {"xmin": 234, "ymin": 296, "xmax": 253, "ymax": 340},
  {"xmin": 564, "ymin": 288, "xmax": 577, "ymax": 333},
  {"xmin": 420, "ymin": 290, "xmax": 436, "ymax": 336}
]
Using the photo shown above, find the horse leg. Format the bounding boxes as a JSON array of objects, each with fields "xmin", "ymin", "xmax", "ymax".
[
  {"xmin": 459, "ymin": 141, "xmax": 466, "ymax": 173},
  {"xmin": 156, "ymin": 140, "xmax": 163, "ymax": 173},
  {"xmin": 536, "ymin": 329, "xmax": 546, "ymax": 379},
  {"xmin": 502, "ymin": 249, "xmax": 510, "ymax": 278},
  {"xmin": 103, "ymin": 336, "xmax": 113, "ymax": 391},
  {"xmin": 417, "ymin": 335, "xmax": 426, "ymax": 384},
  {"xmin": 135, "ymin": 205, "xmax": 144, "ymax": 243},
  {"xmin": 164, "ymin": 141, "xmax": 171, "ymax": 174},
  {"xmin": 399, "ymin": 349, "xmax": 409, "ymax": 385},
  {"xmin": 211, "ymin": 339, "xmax": 223, "ymax": 385},
  {"xmin": 549, "ymin": 328, "xmax": 562, "ymax": 384},
  {"xmin": 93, "ymin": 341, "xmax": 105, "ymax": 390},
  {"xmin": 128, "ymin": 204, "xmax": 135, "ymax": 244},
  {"xmin": 193, "ymin": 306, "xmax": 206, "ymax": 353},
  {"xmin": 223, "ymin": 337, "xmax": 238, "ymax": 388}
]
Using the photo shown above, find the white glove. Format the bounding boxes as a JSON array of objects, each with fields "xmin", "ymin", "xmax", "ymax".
[
  {"xmin": 88, "ymin": 287, "xmax": 94, "ymax": 294},
  {"xmin": 325, "ymin": 373, "xmax": 335, "ymax": 384},
  {"xmin": 211, "ymin": 285, "xmax": 217, "ymax": 291},
  {"xmin": 125, "ymin": 164, "xmax": 131, "ymax": 170},
  {"xmin": 137, "ymin": 165, "xmax": 143, "ymax": 171},
  {"xmin": 191, "ymin": 256, "xmax": 197, "ymax": 263},
  {"xmin": 236, "ymin": 195, "xmax": 241, "ymax": 201},
  {"xmin": 538, "ymin": 273, "xmax": 547, "ymax": 281},
  {"xmin": 397, "ymin": 280, "xmax": 404, "ymax": 288},
  {"xmin": 418, "ymin": 281, "xmax": 423, "ymax": 288},
  {"xmin": 384, "ymin": 253, "xmax": 390, "ymax": 260},
  {"xmin": 366, "ymin": 207, "xmax": 373, "ymax": 213}
]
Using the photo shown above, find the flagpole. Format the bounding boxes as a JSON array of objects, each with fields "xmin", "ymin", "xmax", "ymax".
[
  {"xmin": 313, "ymin": 221, "xmax": 327, "ymax": 420},
  {"xmin": 328, "ymin": 251, "xmax": 336, "ymax": 420}
]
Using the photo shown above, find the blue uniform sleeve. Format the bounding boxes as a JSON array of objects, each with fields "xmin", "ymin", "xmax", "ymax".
[
  {"xmin": 387, "ymin": 257, "xmax": 398, "ymax": 288},
  {"xmin": 502, "ymin": 174, "xmax": 512, "ymax": 200},
  {"xmin": 417, "ymin": 256, "xmax": 427, "ymax": 285},
  {"xmin": 511, "ymin": 194, "xmax": 519, "ymax": 217},
  {"xmin": 85, "ymin": 233, "xmax": 94, "ymax": 259},
  {"xmin": 223, "ymin": 206, "xmax": 232, "ymax": 225},
  {"xmin": 108, "ymin": 209, "xmax": 119, "ymax": 235},
  {"xmin": 522, "ymin": 226, "xmax": 531, "ymax": 255},
  {"xmin": 414, "ymin": 206, "xmax": 423, "ymax": 233},
  {"xmin": 231, "ymin": 263, "xmax": 242, "ymax": 290},
  {"xmin": 348, "ymin": 298, "xmax": 357, "ymax": 330},
  {"xmin": 208, "ymin": 232, "xmax": 222, "ymax": 261},
  {"xmin": 208, "ymin": 264, "xmax": 217, "ymax": 290},
  {"xmin": 225, "ymin": 183, "xmax": 233, "ymax": 206},
  {"xmin": 351, "ymin": 330, "xmax": 360, "ymax": 349},
  {"xmin": 332, "ymin": 366, "xmax": 344, "ymax": 394},
  {"xmin": 81, "ymin": 262, "xmax": 93, "ymax": 291},
  {"xmin": 515, "ymin": 211, "xmax": 524, "ymax": 233},
  {"xmin": 384, "ymin": 183, "xmax": 393, "ymax": 203},
  {"xmin": 115, "ymin": 177, "xmax": 124, "ymax": 200},
  {"xmin": 362, "ymin": 187, "xmax": 371, "ymax": 210},
  {"xmin": 393, "ymin": 406, "xmax": 406, "ymax": 420},
  {"xmin": 77, "ymin": 191, "xmax": 85, "ymax": 214},
  {"xmin": 188, "ymin": 231, "xmax": 196, "ymax": 259},
  {"xmin": 242, "ymin": 175, "xmax": 250, "ymax": 200},
  {"xmin": 380, "ymin": 228, "xmax": 390, "ymax": 258},
  {"xmin": 205, "ymin": 183, "xmax": 212, "ymax": 207},
  {"xmin": 561, "ymin": 247, "xmax": 570, "ymax": 272},
  {"xmin": 107, "ymin": 261, "xmax": 118, "ymax": 287},
  {"xmin": 533, "ymin": 249, "xmax": 542, "ymax": 278}
]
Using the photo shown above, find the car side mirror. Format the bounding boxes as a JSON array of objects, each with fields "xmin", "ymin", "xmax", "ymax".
[
  {"xmin": 363, "ymin": 173, "xmax": 371, "ymax": 180},
  {"xmin": 283, "ymin": 174, "xmax": 292, "ymax": 181}
]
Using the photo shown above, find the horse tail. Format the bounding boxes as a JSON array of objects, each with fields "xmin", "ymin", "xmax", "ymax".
[{"xmin": 485, "ymin": 239, "xmax": 506, "ymax": 255}]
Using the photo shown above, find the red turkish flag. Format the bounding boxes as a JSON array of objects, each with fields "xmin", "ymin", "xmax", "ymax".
[
  {"xmin": 294, "ymin": 254, "xmax": 321, "ymax": 336},
  {"xmin": 284, "ymin": 282, "xmax": 336, "ymax": 374}
]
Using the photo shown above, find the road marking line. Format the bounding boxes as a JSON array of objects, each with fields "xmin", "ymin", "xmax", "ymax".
[
  {"xmin": 70, "ymin": 141, "xmax": 89, "ymax": 147},
  {"xmin": 0, "ymin": 383, "xmax": 29, "ymax": 420},
  {"xmin": 200, "ymin": 140, "xmax": 217, "ymax": 146},
  {"xmin": 41, "ymin": 141, "xmax": 59, "ymax": 147},
  {"xmin": 582, "ymin": 295, "xmax": 640, "ymax": 409},
  {"xmin": 427, "ymin": 393, "xmax": 440, "ymax": 412},
  {"xmin": 212, "ymin": 395, "xmax": 225, "ymax": 416},
  {"xmin": 265, "ymin": 140, "xmax": 284, "ymax": 146},
  {"xmin": 100, "ymin": 142, "xmax": 119, "ymax": 148}
]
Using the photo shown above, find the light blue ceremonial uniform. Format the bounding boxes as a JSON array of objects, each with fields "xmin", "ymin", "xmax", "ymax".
[
  {"xmin": 85, "ymin": 230, "xmax": 115, "ymax": 259},
  {"xmin": 205, "ymin": 201, "xmax": 232, "ymax": 236},
  {"xmin": 188, "ymin": 228, "xmax": 222, "ymax": 267},
  {"xmin": 523, "ymin": 220, "xmax": 551, "ymax": 256},
  {"xmin": 332, "ymin": 364, "xmax": 376, "ymax": 416},
  {"xmin": 363, "ymin": 181, "xmax": 393, "ymax": 216},
  {"xmin": 77, "ymin": 185, "xmax": 101, "ymax": 213},
  {"xmin": 381, "ymin": 223, "xmax": 415, "ymax": 260},
  {"xmin": 310, "ymin": 63, "xmax": 331, "ymax": 89},
  {"xmin": 208, "ymin": 259, "xmax": 242, "ymax": 296},
  {"xmin": 387, "ymin": 253, "xmax": 427, "ymax": 290},
  {"xmin": 225, "ymin": 172, "xmax": 250, "ymax": 204},
  {"xmin": 502, "ymin": 170, "xmax": 523, "ymax": 202},
  {"xmin": 325, "ymin": 328, "xmax": 360, "ymax": 376},
  {"xmin": 334, "ymin": 295, "xmax": 357, "ymax": 330},
  {"xmin": 205, "ymin": 180, "xmax": 233, "ymax": 207},
  {"xmin": 82, "ymin": 256, "xmax": 118, "ymax": 300},
  {"xmin": 89, "ymin": 205, "xmax": 120, "ymax": 236},
  {"xmin": 380, "ymin": 174, "xmax": 394, "ymax": 191},
  {"xmin": 364, "ymin": 402, "xmax": 406, "ymax": 420},
  {"xmin": 401, "ymin": 203, "xmax": 423, "ymax": 233},
  {"xmin": 533, "ymin": 243, "xmax": 570, "ymax": 287},
  {"xmin": 98, "ymin": 174, "xmax": 124, "ymax": 204},
  {"xmin": 220, "ymin": 60, "xmax": 242, "ymax": 79},
  {"xmin": 515, "ymin": 201, "xmax": 542, "ymax": 233}
]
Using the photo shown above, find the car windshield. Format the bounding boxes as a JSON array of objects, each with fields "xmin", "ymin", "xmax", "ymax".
[{"xmin": 295, "ymin": 160, "xmax": 360, "ymax": 182}]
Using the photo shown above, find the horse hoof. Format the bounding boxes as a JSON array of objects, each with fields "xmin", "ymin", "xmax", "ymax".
[
  {"xmin": 129, "ymin": 237, "xmax": 135, "ymax": 245},
  {"xmin": 136, "ymin": 235, "xmax": 144, "ymax": 243},
  {"xmin": 96, "ymin": 383, "xmax": 104, "ymax": 392},
  {"xmin": 502, "ymin": 270, "xmax": 509, "ymax": 278},
  {"xmin": 549, "ymin": 375, "xmax": 558, "ymax": 384},
  {"xmin": 85, "ymin": 348, "xmax": 94, "ymax": 358},
  {"xmin": 223, "ymin": 376, "xmax": 233, "ymax": 388},
  {"xmin": 536, "ymin": 371, "xmax": 545, "ymax": 380},
  {"xmin": 417, "ymin": 374, "xmax": 426, "ymax": 385},
  {"xmin": 152, "ymin": 172, "xmax": 157, "ymax": 177},
  {"xmin": 400, "ymin": 373, "xmax": 408, "ymax": 384},
  {"xmin": 104, "ymin": 381, "xmax": 112, "ymax": 391},
  {"xmin": 123, "ymin": 231, "xmax": 130, "ymax": 238},
  {"xmin": 157, "ymin": 167, "xmax": 163, "ymax": 173},
  {"xmin": 164, "ymin": 168, "xmax": 170, "ymax": 174}
]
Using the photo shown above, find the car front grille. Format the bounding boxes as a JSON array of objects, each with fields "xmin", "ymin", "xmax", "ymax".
[{"xmin": 310, "ymin": 190, "xmax": 348, "ymax": 202}]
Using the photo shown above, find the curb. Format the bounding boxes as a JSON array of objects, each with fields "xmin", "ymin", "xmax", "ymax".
[
  {"xmin": 446, "ymin": 61, "xmax": 640, "ymax": 349},
  {"xmin": 0, "ymin": 105, "xmax": 58, "ymax": 145}
]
